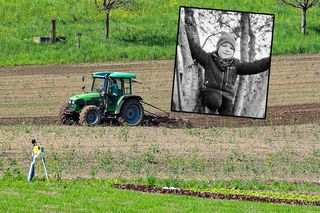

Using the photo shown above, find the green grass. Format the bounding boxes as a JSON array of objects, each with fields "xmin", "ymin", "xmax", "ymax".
[
  {"xmin": 1, "ymin": 0, "xmax": 320, "ymax": 66},
  {"xmin": 0, "ymin": 178, "xmax": 319, "ymax": 212}
]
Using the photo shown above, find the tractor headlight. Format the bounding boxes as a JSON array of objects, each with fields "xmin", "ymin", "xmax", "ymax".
[{"xmin": 68, "ymin": 100, "xmax": 75, "ymax": 105}]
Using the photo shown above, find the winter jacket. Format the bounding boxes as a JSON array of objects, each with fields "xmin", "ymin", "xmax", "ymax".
[{"xmin": 188, "ymin": 37, "xmax": 270, "ymax": 104}]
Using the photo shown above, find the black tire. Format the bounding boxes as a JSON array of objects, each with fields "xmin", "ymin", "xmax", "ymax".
[
  {"xmin": 120, "ymin": 99, "xmax": 144, "ymax": 126},
  {"xmin": 79, "ymin": 105, "xmax": 101, "ymax": 126},
  {"xmin": 59, "ymin": 103, "xmax": 78, "ymax": 125}
]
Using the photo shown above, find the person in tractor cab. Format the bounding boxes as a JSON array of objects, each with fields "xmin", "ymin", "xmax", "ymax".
[
  {"xmin": 109, "ymin": 79, "xmax": 119, "ymax": 99},
  {"xmin": 186, "ymin": 29, "xmax": 271, "ymax": 116}
]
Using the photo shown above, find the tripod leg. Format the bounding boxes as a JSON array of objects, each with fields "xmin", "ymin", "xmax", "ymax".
[
  {"xmin": 28, "ymin": 159, "xmax": 35, "ymax": 182},
  {"xmin": 41, "ymin": 155, "xmax": 49, "ymax": 181}
]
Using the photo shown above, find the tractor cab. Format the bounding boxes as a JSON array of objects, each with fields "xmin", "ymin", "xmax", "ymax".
[
  {"xmin": 91, "ymin": 72, "xmax": 135, "ymax": 110},
  {"xmin": 61, "ymin": 71, "xmax": 144, "ymax": 126}
]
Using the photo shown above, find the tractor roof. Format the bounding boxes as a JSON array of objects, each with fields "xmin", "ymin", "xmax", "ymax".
[{"xmin": 92, "ymin": 71, "xmax": 136, "ymax": 79}]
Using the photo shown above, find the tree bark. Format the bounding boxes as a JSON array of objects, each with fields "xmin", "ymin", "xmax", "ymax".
[
  {"xmin": 172, "ymin": 45, "xmax": 183, "ymax": 111},
  {"xmin": 245, "ymin": 21, "xmax": 267, "ymax": 118},
  {"xmin": 233, "ymin": 13, "xmax": 250, "ymax": 116},
  {"xmin": 105, "ymin": 12, "xmax": 110, "ymax": 39},
  {"xmin": 301, "ymin": 7, "xmax": 307, "ymax": 35},
  {"xmin": 177, "ymin": 8, "xmax": 199, "ymax": 111},
  {"xmin": 233, "ymin": 14, "xmax": 269, "ymax": 118}
]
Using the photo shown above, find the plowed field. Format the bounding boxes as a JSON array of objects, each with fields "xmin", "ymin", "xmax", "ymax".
[
  {"xmin": 0, "ymin": 54, "xmax": 320, "ymax": 126},
  {"xmin": 0, "ymin": 55, "xmax": 319, "ymax": 184}
]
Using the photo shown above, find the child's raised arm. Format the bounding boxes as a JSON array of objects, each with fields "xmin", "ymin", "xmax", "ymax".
[
  {"xmin": 236, "ymin": 57, "xmax": 271, "ymax": 75},
  {"xmin": 184, "ymin": 11, "xmax": 210, "ymax": 66}
]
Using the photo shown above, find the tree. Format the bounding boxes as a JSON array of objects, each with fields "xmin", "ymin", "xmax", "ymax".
[
  {"xmin": 279, "ymin": 0, "xmax": 319, "ymax": 35},
  {"xmin": 94, "ymin": 0, "xmax": 137, "ymax": 39},
  {"xmin": 233, "ymin": 13, "xmax": 271, "ymax": 117},
  {"xmin": 172, "ymin": 8, "xmax": 204, "ymax": 112},
  {"xmin": 233, "ymin": 13, "xmax": 250, "ymax": 116}
]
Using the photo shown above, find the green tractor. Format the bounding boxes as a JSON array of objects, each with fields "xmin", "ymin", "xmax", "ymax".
[{"xmin": 60, "ymin": 71, "xmax": 144, "ymax": 126}]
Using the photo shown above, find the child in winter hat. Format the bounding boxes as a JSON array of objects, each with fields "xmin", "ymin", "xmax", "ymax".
[{"xmin": 186, "ymin": 31, "xmax": 270, "ymax": 115}]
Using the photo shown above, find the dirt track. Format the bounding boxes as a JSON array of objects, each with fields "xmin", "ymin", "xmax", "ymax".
[{"xmin": 0, "ymin": 103, "xmax": 319, "ymax": 127}]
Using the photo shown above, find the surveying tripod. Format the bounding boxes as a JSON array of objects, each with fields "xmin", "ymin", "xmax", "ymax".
[{"xmin": 27, "ymin": 139, "xmax": 49, "ymax": 182}]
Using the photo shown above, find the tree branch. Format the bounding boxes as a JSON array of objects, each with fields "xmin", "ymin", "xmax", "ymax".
[
  {"xmin": 213, "ymin": 13, "xmax": 240, "ymax": 38},
  {"xmin": 201, "ymin": 33, "xmax": 220, "ymax": 49},
  {"xmin": 280, "ymin": 0, "xmax": 303, "ymax": 8},
  {"xmin": 94, "ymin": 0, "xmax": 102, "ymax": 12},
  {"xmin": 307, "ymin": 0, "xmax": 320, "ymax": 8}
]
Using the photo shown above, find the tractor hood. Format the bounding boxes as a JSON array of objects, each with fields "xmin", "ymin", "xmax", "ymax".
[
  {"xmin": 67, "ymin": 92, "xmax": 101, "ymax": 111},
  {"xmin": 69, "ymin": 92, "xmax": 100, "ymax": 101}
]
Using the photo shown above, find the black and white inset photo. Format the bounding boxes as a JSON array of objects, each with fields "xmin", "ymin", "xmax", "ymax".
[{"xmin": 171, "ymin": 7, "xmax": 274, "ymax": 119}]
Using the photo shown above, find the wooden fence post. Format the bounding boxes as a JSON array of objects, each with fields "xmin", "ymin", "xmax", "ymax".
[
  {"xmin": 77, "ymin": 33, "xmax": 81, "ymax": 48},
  {"xmin": 51, "ymin": 19, "xmax": 56, "ymax": 43}
]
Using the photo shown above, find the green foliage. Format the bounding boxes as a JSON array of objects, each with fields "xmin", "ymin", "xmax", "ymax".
[
  {"xmin": 146, "ymin": 175, "xmax": 156, "ymax": 186},
  {"xmin": 99, "ymin": 149, "xmax": 114, "ymax": 172},
  {"xmin": 1, "ymin": 157, "xmax": 25, "ymax": 181},
  {"xmin": 1, "ymin": 0, "xmax": 320, "ymax": 66},
  {"xmin": 47, "ymin": 151, "xmax": 63, "ymax": 181},
  {"xmin": 187, "ymin": 152, "xmax": 206, "ymax": 172},
  {"xmin": 118, "ymin": 126, "xmax": 129, "ymax": 142},
  {"xmin": 142, "ymin": 144, "xmax": 160, "ymax": 164},
  {"xmin": 126, "ymin": 158, "xmax": 143, "ymax": 173},
  {"xmin": 166, "ymin": 154, "xmax": 187, "ymax": 175}
]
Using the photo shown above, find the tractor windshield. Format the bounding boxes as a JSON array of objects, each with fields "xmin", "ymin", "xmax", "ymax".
[{"xmin": 91, "ymin": 78, "xmax": 106, "ymax": 93}]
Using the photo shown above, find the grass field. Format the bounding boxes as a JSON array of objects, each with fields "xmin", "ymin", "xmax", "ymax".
[
  {"xmin": 1, "ymin": 0, "xmax": 320, "ymax": 66},
  {"xmin": 0, "ymin": 179, "xmax": 319, "ymax": 212}
]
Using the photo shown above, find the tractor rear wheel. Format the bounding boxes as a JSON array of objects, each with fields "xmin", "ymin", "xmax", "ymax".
[
  {"xmin": 59, "ymin": 103, "xmax": 78, "ymax": 125},
  {"xmin": 120, "ymin": 99, "xmax": 144, "ymax": 126},
  {"xmin": 79, "ymin": 105, "xmax": 101, "ymax": 126}
]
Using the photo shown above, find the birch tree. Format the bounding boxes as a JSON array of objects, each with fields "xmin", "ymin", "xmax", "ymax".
[
  {"xmin": 234, "ymin": 14, "xmax": 272, "ymax": 118},
  {"xmin": 172, "ymin": 8, "xmax": 203, "ymax": 112},
  {"xmin": 233, "ymin": 13, "xmax": 250, "ymax": 116}
]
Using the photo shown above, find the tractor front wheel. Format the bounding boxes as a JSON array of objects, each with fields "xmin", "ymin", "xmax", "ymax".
[
  {"xmin": 59, "ymin": 103, "xmax": 79, "ymax": 125},
  {"xmin": 119, "ymin": 99, "xmax": 144, "ymax": 126},
  {"xmin": 79, "ymin": 105, "xmax": 101, "ymax": 126}
]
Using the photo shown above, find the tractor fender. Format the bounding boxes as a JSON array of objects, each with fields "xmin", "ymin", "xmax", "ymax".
[{"xmin": 115, "ymin": 95, "xmax": 143, "ymax": 114}]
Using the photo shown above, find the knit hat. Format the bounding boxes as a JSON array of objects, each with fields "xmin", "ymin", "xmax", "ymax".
[{"xmin": 216, "ymin": 33, "xmax": 236, "ymax": 51}]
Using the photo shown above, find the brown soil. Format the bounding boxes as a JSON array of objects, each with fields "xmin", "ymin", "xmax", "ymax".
[{"xmin": 0, "ymin": 103, "xmax": 319, "ymax": 128}]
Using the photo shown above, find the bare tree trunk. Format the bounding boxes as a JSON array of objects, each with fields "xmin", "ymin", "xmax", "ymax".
[
  {"xmin": 246, "ymin": 25, "xmax": 268, "ymax": 118},
  {"xmin": 244, "ymin": 21, "xmax": 267, "ymax": 118},
  {"xmin": 172, "ymin": 45, "xmax": 183, "ymax": 111},
  {"xmin": 172, "ymin": 8, "xmax": 205, "ymax": 112},
  {"xmin": 105, "ymin": 12, "xmax": 110, "ymax": 39},
  {"xmin": 233, "ymin": 13, "xmax": 250, "ymax": 116},
  {"xmin": 177, "ymin": 8, "xmax": 200, "ymax": 111},
  {"xmin": 234, "ymin": 14, "xmax": 269, "ymax": 118},
  {"xmin": 301, "ymin": 7, "xmax": 307, "ymax": 35}
]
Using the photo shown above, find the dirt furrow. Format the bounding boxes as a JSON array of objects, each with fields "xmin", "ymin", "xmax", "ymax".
[{"xmin": 0, "ymin": 103, "xmax": 319, "ymax": 128}]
